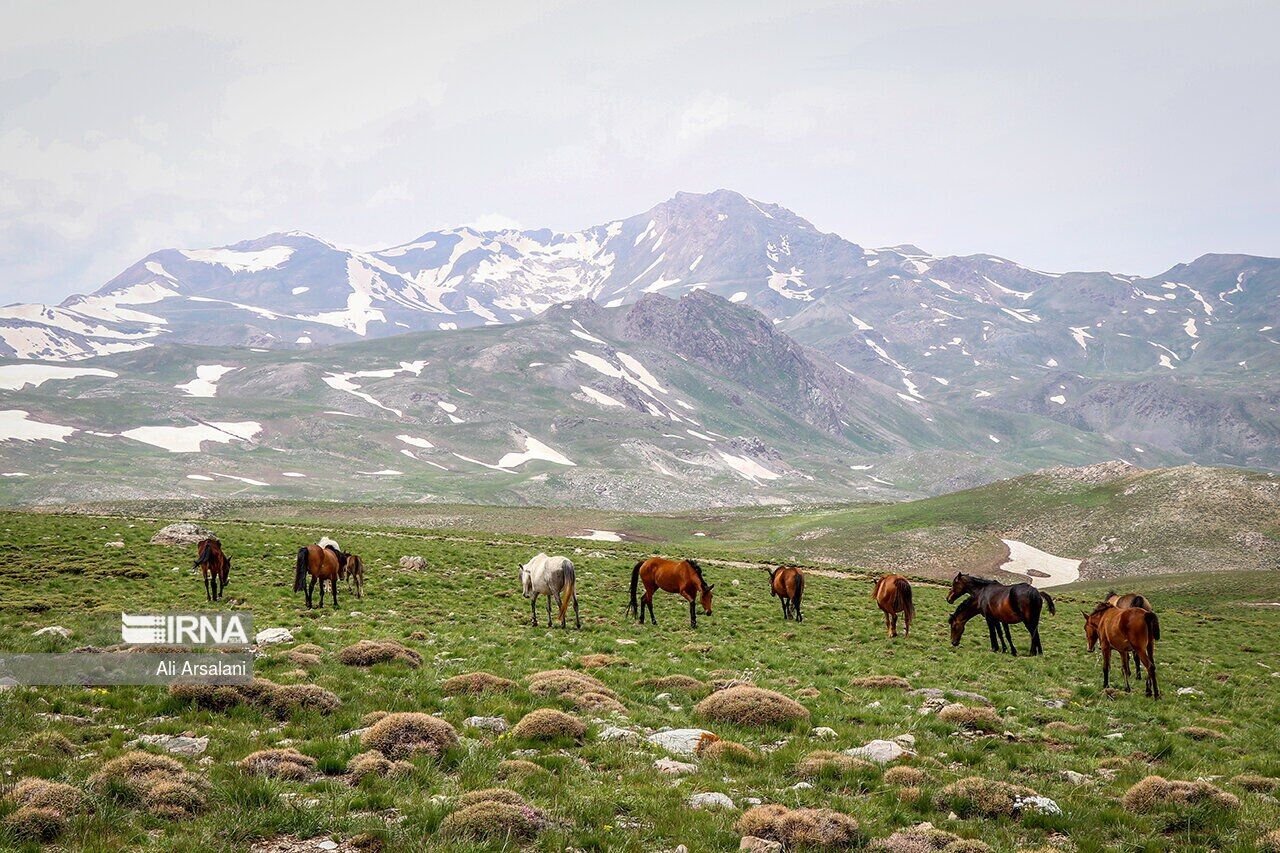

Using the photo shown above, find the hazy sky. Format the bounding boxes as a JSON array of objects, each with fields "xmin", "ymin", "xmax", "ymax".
[{"xmin": 2, "ymin": 0, "xmax": 1277, "ymax": 304}]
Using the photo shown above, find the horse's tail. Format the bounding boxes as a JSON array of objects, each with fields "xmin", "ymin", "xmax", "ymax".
[
  {"xmin": 294, "ymin": 547, "xmax": 308, "ymax": 593},
  {"xmin": 1041, "ymin": 591, "xmax": 1056, "ymax": 615},
  {"xmin": 792, "ymin": 570, "xmax": 804, "ymax": 608},
  {"xmin": 560, "ymin": 564, "xmax": 577, "ymax": 621},
  {"xmin": 627, "ymin": 560, "xmax": 643, "ymax": 616},
  {"xmin": 1145, "ymin": 610, "xmax": 1160, "ymax": 642},
  {"xmin": 897, "ymin": 577, "xmax": 914, "ymax": 623},
  {"xmin": 193, "ymin": 540, "xmax": 210, "ymax": 570}
]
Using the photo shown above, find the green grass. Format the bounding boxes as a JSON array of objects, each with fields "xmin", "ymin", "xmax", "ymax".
[{"xmin": 1, "ymin": 509, "xmax": 1279, "ymax": 851}]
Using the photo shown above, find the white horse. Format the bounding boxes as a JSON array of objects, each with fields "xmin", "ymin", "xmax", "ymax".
[{"xmin": 520, "ymin": 553, "xmax": 580, "ymax": 629}]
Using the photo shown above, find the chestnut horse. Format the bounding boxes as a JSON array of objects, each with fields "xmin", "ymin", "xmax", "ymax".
[
  {"xmin": 769, "ymin": 566, "xmax": 805, "ymax": 622},
  {"xmin": 947, "ymin": 573, "xmax": 1055, "ymax": 655},
  {"xmin": 194, "ymin": 538, "xmax": 230, "ymax": 602},
  {"xmin": 294, "ymin": 543, "xmax": 344, "ymax": 608},
  {"xmin": 1085, "ymin": 602, "xmax": 1160, "ymax": 698},
  {"xmin": 344, "ymin": 553, "xmax": 365, "ymax": 599},
  {"xmin": 628, "ymin": 557, "xmax": 713, "ymax": 628},
  {"xmin": 871, "ymin": 574, "xmax": 913, "ymax": 637},
  {"xmin": 1102, "ymin": 591, "xmax": 1152, "ymax": 677}
]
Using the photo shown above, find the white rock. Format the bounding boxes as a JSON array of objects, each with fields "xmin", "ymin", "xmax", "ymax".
[
  {"xmin": 731, "ymin": 579, "xmax": 741, "ymax": 587},
  {"xmin": 1060, "ymin": 770, "xmax": 1090, "ymax": 785},
  {"xmin": 399, "ymin": 555, "xmax": 427, "ymax": 570},
  {"xmin": 740, "ymin": 837, "xmax": 783, "ymax": 853},
  {"xmin": 598, "ymin": 726, "xmax": 640, "ymax": 742},
  {"xmin": 129, "ymin": 734, "xmax": 208, "ymax": 756},
  {"xmin": 32, "ymin": 626, "xmax": 71, "ymax": 639},
  {"xmin": 654, "ymin": 757, "xmax": 697, "ymax": 775},
  {"xmin": 339, "ymin": 727, "xmax": 370, "ymax": 741},
  {"xmin": 789, "ymin": 781, "xmax": 813, "ymax": 790},
  {"xmin": 893, "ymin": 733, "xmax": 916, "ymax": 747},
  {"xmin": 1013, "ymin": 795, "xmax": 1062, "ymax": 816},
  {"xmin": 255, "ymin": 627, "xmax": 294, "ymax": 646},
  {"xmin": 104, "ymin": 540, "xmax": 125, "ymax": 548},
  {"xmin": 1176, "ymin": 686, "xmax": 1201, "ymax": 696},
  {"xmin": 314, "ymin": 841, "xmax": 339, "ymax": 852},
  {"xmin": 688, "ymin": 791, "xmax": 735, "ymax": 810},
  {"xmin": 463, "ymin": 716, "xmax": 507, "ymax": 734},
  {"xmin": 647, "ymin": 728, "xmax": 716, "ymax": 756},
  {"xmin": 616, "ymin": 638, "xmax": 637, "ymax": 645},
  {"xmin": 844, "ymin": 739, "xmax": 912, "ymax": 763},
  {"xmin": 811, "ymin": 726, "xmax": 838, "ymax": 739}
]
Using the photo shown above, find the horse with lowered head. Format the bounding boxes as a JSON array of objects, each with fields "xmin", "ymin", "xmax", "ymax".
[
  {"xmin": 520, "ymin": 553, "xmax": 580, "ymax": 629},
  {"xmin": 872, "ymin": 574, "xmax": 914, "ymax": 638},
  {"xmin": 628, "ymin": 557, "xmax": 713, "ymax": 628},
  {"xmin": 769, "ymin": 566, "xmax": 805, "ymax": 622},
  {"xmin": 947, "ymin": 572, "xmax": 1055, "ymax": 656},
  {"xmin": 194, "ymin": 537, "xmax": 230, "ymax": 602},
  {"xmin": 293, "ymin": 536, "xmax": 348, "ymax": 609}
]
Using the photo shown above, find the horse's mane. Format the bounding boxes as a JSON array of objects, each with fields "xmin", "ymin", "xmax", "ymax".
[
  {"xmin": 962, "ymin": 574, "xmax": 1002, "ymax": 587},
  {"xmin": 685, "ymin": 559, "xmax": 704, "ymax": 580},
  {"xmin": 948, "ymin": 596, "xmax": 979, "ymax": 621}
]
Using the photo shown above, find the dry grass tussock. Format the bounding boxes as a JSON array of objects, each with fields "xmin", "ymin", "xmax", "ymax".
[
  {"xmin": 440, "ymin": 671, "xmax": 517, "ymax": 696},
  {"xmin": 1259, "ymin": 829, "xmax": 1280, "ymax": 852},
  {"xmin": 5, "ymin": 778, "xmax": 85, "ymax": 814},
  {"xmin": 510, "ymin": 708, "xmax": 586, "ymax": 741},
  {"xmin": 169, "ymin": 678, "xmax": 339, "ymax": 718},
  {"xmin": 238, "ymin": 748, "xmax": 316, "ymax": 780},
  {"xmin": 88, "ymin": 751, "xmax": 208, "ymax": 818},
  {"xmin": 346, "ymin": 750, "xmax": 412, "ymax": 783},
  {"xmin": 1231, "ymin": 773, "xmax": 1280, "ymax": 793},
  {"xmin": 634, "ymin": 674, "xmax": 707, "ymax": 693},
  {"xmin": 695, "ymin": 685, "xmax": 810, "ymax": 727},
  {"xmin": 1177, "ymin": 725, "xmax": 1225, "ymax": 741},
  {"xmin": 21, "ymin": 731, "xmax": 76, "ymax": 756},
  {"xmin": 1121, "ymin": 776, "xmax": 1240, "ymax": 813},
  {"xmin": 736, "ymin": 804, "xmax": 862, "ymax": 849},
  {"xmin": 497, "ymin": 759, "xmax": 548, "ymax": 780},
  {"xmin": 933, "ymin": 777, "xmax": 1037, "ymax": 818},
  {"xmin": 527, "ymin": 669, "xmax": 615, "ymax": 699},
  {"xmin": 1043, "ymin": 721, "xmax": 1086, "ymax": 736},
  {"xmin": 439, "ymin": 788, "xmax": 547, "ymax": 842},
  {"xmin": 696, "ymin": 738, "xmax": 759, "ymax": 764},
  {"xmin": 579, "ymin": 653, "xmax": 627, "ymax": 669},
  {"xmin": 360, "ymin": 712, "xmax": 459, "ymax": 761},
  {"xmin": 883, "ymin": 765, "xmax": 928, "ymax": 787},
  {"xmin": 797, "ymin": 751, "xmax": 873, "ymax": 778},
  {"xmin": 938, "ymin": 704, "xmax": 1003, "ymax": 732},
  {"xmin": 869, "ymin": 823, "xmax": 991, "ymax": 852},
  {"xmin": 2, "ymin": 807, "xmax": 66, "ymax": 842},
  {"xmin": 851, "ymin": 675, "xmax": 912, "ymax": 690},
  {"xmin": 572, "ymin": 691, "xmax": 628, "ymax": 716},
  {"xmin": 287, "ymin": 649, "xmax": 322, "ymax": 668},
  {"xmin": 336, "ymin": 639, "xmax": 423, "ymax": 668}
]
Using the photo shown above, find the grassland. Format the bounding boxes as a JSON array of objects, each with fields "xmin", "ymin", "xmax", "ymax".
[{"xmin": 1, "ymin": 509, "xmax": 1279, "ymax": 851}]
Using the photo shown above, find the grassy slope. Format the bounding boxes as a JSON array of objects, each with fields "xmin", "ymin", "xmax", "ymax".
[{"xmin": 2, "ymin": 510, "xmax": 1280, "ymax": 851}]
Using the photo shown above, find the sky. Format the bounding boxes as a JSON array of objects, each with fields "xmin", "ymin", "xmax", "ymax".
[{"xmin": 1, "ymin": 0, "xmax": 1278, "ymax": 304}]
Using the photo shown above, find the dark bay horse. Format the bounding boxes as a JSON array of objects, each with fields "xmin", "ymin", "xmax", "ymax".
[
  {"xmin": 1085, "ymin": 602, "xmax": 1160, "ymax": 698},
  {"xmin": 947, "ymin": 573, "xmax": 1055, "ymax": 655},
  {"xmin": 769, "ymin": 566, "xmax": 805, "ymax": 622},
  {"xmin": 628, "ymin": 557, "xmax": 713, "ymax": 628},
  {"xmin": 194, "ymin": 538, "xmax": 230, "ymax": 602},
  {"xmin": 872, "ymin": 574, "xmax": 914, "ymax": 638},
  {"xmin": 294, "ymin": 543, "xmax": 345, "ymax": 608}
]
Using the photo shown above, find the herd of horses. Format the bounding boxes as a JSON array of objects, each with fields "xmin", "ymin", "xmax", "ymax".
[{"xmin": 190, "ymin": 539, "xmax": 1161, "ymax": 699}]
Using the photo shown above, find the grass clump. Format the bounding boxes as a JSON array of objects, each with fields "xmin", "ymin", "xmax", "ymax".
[
  {"xmin": 21, "ymin": 731, "xmax": 76, "ymax": 757},
  {"xmin": 5, "ymin": 777, "xmax": 85, "ymax": 814},
  {"xmin": 579, "ymin": 653, "xmax": 627, "ymax": 669},
  {"xmin": 933, "ymin": 777, "xmax": 1037, "ymax": 818},
  {"xmin": 361, "ymin": 712, "xmax": 459, "ymax": 761},
  {"xmin": 287, "ymin": 649, "xmax": 322, "ymax": 668},
  {"xmin": 1260, "ymin": 830, "xmax": 1280, "ymax": 852},
  {"xmin": 797, "ymin": 751, "xmax": 873, "ymax": 778},
  {"xmin": 1230, "ymin": 773, "xmax": 1279, "ymax": 793},
  {"xmin": 1177, "ymin": 726, "xmax": 1225, "ymax": 741},
  {"xmin": 1043, "ymin": 721, "xmax": 1086, "ymax": 736},
  {"xmin": 237, "ymin": 748, "xmax": 316, "ymax": 780},
  {"xmin": 497, "ymin": 759, "xmax": 547, "ymax": 780},
  {"xmin": 572, "ymin": 691, "xmax": 628, "ymax": 716},
  {"xmin": 346, "ymin": 750, "xmax": 412, "ymax": 783},
  {"xmin": 527, "ymin": 669, "xmax": 614, "ymax": 700},
  {"xmin": 883, "ymin": 765, "xmax": 929, "ymax": 787},
  {"xmin": 696, "ymin": 738, "xmax": 759, "ymax": 764},
  {"xmin": 695, "ymin": 685, "xmax": 810, "ymax": 728},
  {"xmin": 851, "ymin": 675, "xmax": 912, "ymax": 690},
  {"xmin": 1120, "ymin": 776, "xmax": 1240, "ymax": 813},
  {"xmin": 736, "ymin": 804, "xmax": 862, "ymax": 849},
  {"xmin": 439, "ymin": 789, "xmax": 547, "ymax": 842},
  {"xmin": 265, "ymin": 683, "xmax": 342, "ymax": 716},
  {"xmin": 440, "ymin": 671, "xmax": 517, "ymax": 696},
  {"xmin": 938, "ymin": 704, "xmax": 1003, "ymax": 732},
  {"xmin": 168, "ymin": 678, "xmax": 340, "ymax": 718},
  {"xmin": 337, "ymin": 639, "xmax": 423, "ymax": 668},
  {"xmin": 2, "ymin": 806, "xmax": 66, "ymax": 842},
  {"xmin": 634, "ymin": 674, "xmax": 707, "ymax": 693},
  {"xmin": 869, "ymin": 823, "xmax": 990, "ymax": 852},
  {"xmin": 88, "ymin": 751, "xmax": 207, "ymax": 817},
  {"xmin": 510, "ymin": 708, "xmax": 586, "ymax": 742}
]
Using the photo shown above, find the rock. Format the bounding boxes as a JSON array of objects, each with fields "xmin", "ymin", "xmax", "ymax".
[
  {"xmin": 647, "ymin": 728, "xmax": 716, "ymax": 756},
  {"xmin": 338, "ymin": 727, "xmax": 370, "ymax": 741},
  {"xmin": 844, "ymin": 739, "xmax": 912, "ymax": 763},
  {"xmin": 598, "ymin": 725, "xmax": 640, "ymax": 742},
  {"xmin": 129, "ymin": 734, "xmax": 209, "ymax": 756},
  {"xmin": 1013, "ymin": 795, "xmax": 1062, "ymax": 816},
  {"xmin": 654, "ymin": 758, "xmax": 697, "ymax": 776},
  {"xmin": 740, "ymin": 837, "xmax": 783, "ymax": 853},
  {"xmin": 32, "ymin": 626, "xmax": 71, "ymax": 639},
  {"xmin": 688, "ymin": 791, "xmax": 735, "ymax": 810},
  {"xmin": 616, "ymin": 638, "xmax": 637, "ymax": 645},
  {"xmin": 1060, "ymin": 770, "xmax": 1090, "ymax": 785},
  {"xmin": 811, "ymin": 726, "xmax": 838, "ymax": 739},
  {"xmin": 255, "ymin": 627, "xmax": 294, "ymax": 646},
  {"xmin": 731, "ymin": 579, "xmax": 741, "ymax": 587},
  {"xmin": 399, "ymin": 556, "xmax": 427, "ymax": 570},
  {"xmin": 789, "ymin": 781, "xmax": 813, "ymax": 790},
  {"xmin": 105, "ymin": 540, "xmax": 125, "ymax": 547},
  {"xmin": 1176, "ymin": 686, "xmax": 1201, "ymax": 696},
  {"xmin": 150, "ymin": 522, "xmax": 216, "ymax": 546},
  {"xmin": 908, "ymin": 687, "xmax": 991, "ymax": 706},
  {"xmin": 893, "ymin": 733, "xmax": 916, "ymax": 747},
  {"xmin": 463, "ymin": 716, "xmax": 507, "ymax": 734}
]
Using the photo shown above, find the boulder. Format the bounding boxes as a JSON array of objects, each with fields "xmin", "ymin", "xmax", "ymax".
[
  {"xmin": 647, "ymin": 728, "xmax": 716, "ymax": 756},
  {"xmin": 688, "ymin": 791, "xmax": 735, "ymax": 810},
  {"xmin": 843, "ymin": 739, "xmax": 912, "ymax": 764},
  {"xmin": 129, "ymin": 734, "xmax": 209, "ymax": 756},
  {"xmin": 32, "ymin": 626, "xmax": 71, "ymax": 639},
  {"xmin": 740, "ymin": 837, "xmax": 783, "ymax": 853},
  {"xmin": 150, "ymin": 523, "xmax": 216, "ymax": 546},
  {"xmin": 654, "ymin": 758, "xmax": 697, "ymax": 776},
  {"xmin": 399, "ymin": 556, "xmax": 427, "ymax": 570},
  {"xmin": 255, "ymin": 628, "xmax": 295, "ymax": 646},
  {"xmin": 463, "ymin": 716, "xmax": 508, "ymax": 734}
]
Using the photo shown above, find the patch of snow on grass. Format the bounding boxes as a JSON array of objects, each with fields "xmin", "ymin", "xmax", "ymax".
[
  {"xmin": 0, "ymin": 410, "xmax": 77, "ymax": 443},
  {"xmin": 120, "ymin": 421, "xmax": 261, "ymax": 453},
  {"xmin": 397, "ymin": 435, "xmax": 434, "ymax": 449},
  {"xmin": 1049, "ymin": 394, "xmax": 1066, "ymax": 405},
  {"xmin": 717, "ymin": 451, "xmax": 780, "ymax": 482},
  {"xmin": 580, "ymin": 386, "xmax": 625, "ymax": 407},
  {"xmin": 729, "ymin": 291, "xmax": 747, "ymax": 303},
  {"xmin": 574, "ymin": 529, "xmax": 622, "ymax": 541},
  {"xmin": 175, "ymin": 364, "xmax": 237, "ymax": 397},
  {"xmin": 1000, "ymin": 539, "xmax": 1080, "ymax": 588},
  {"xmin": 0, "ymin": 364, "xmax": 118, "ymax": 391}
]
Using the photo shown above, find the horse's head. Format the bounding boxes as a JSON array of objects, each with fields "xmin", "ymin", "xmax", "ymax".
[
  {"xmin": 948, "ymin": 607, "xmax": 966, "ymax": 647},
  {"xmin": 700, "ymin": 583, "xmax": 714, "ymax": 616},
  {"xmin": 1084, "ymin": 603, "xmax": 1110, "ymax": 651},
  {"xmin": 946, "ymin": 572, "xmax": 968, "ymax": 604},
  {"xmin": 519, "ymin": 563, "xmax": 533, "ymax": 598}
]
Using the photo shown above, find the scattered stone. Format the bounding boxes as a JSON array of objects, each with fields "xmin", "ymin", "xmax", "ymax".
[
  {"xmin": 689, "ymin": 791, "xmax": 736, "ymax": 810},
  {"xmin": 655, "ymin": 758, "xmax": 698, "ymax": 776},
  {"xmin": 399, "ymin": 556, "xmax": 427, "ymax": 570},
  {"xmin": 598, "ymin": 725, "xmax": 640, "ymax": 742},
  {"xmin": 32, "ymin": 626, "xmax": 71, "ymax": 639},
  {"xmin": 740, "ymin": 837, "xmax": 783, "ymax": 853},
  {"xmin": 811, "ymin": 726, "xmax": 838, "ymax": 739},
  {"xmin": 255, "ymin": 628, "xmax": 294, "ymax": 646},
  {"xmin": 648, "ymin": 728, "xmax": 718, "ymax": 756},
  {"xmin": 1060, "ymin": 770, "xmax": 1090, "ymax": 785},
  {"xmin": 844, "ymin": 739, "xmax": 912, "ymax": 764},
  {"xmin": 129, "ymin": 734, "xmax": 208, "ymax": 757},
  {"xmin": 463, "ymin": 716, "xmax": 508, "ymax": 734},
  {"xmin": 1176, "ymin": 686, "xmax": 1201, "ymax": 696},
  {"xmin": 150, "ymin": 523, "xmax": 216, "ymax": 545},
  {"xmin": 909, "ymin": 687, "xmax": 991, "ymax": 706}
]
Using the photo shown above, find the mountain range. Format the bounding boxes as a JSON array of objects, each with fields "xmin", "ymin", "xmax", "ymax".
[{"xmin": 0, "ymin": 189, "xmax": 1276, "ymax": 508}]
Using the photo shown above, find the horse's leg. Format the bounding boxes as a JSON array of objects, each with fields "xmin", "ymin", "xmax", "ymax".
[
  {"xmin": 689, "ymin": 597, "xmax": 697, "ymax": 629},
  {"xmin": 643, "ymin": 580, "xmax": 657, "ymax": 625},
  {"xmin": 545, "ymin": 591, "xmax": 553, "ymax": 626},
  {"xmin": 883, "ymin": 609, "xmax": 892, "ymax": 638},
  {"xmin": 1101, "ymin": 644, "xmax": 1111, "ymax": 689},
  {"xmin": 1121, "ymin": 650, "xmax": 1132, "ymax": 692},
  {"xmin": 203, "ymin": 572, "xmax": 211, "ymax": 602},
  {"xmin": 780, "ymin": 596, "xmax": 789, "ymax": 620},
  {"xmin": 1144, "ymin": 646, "xmax": 1158, "ymax": 699},
  {"xmin": 891, "ymin": 611, "xmax": 899, "ymax": 638},
  {"xmin": 795, "ymin": 595, "xmax": 802, "ymax": 624},
  {"xmin": 1003, "ymin": 622, "xmax": 1016, "ymax": 656},
  {"xmin": 573, "ymin": 591, "xmax": 580, "ymax": 630},
  {"xmin": 331, "ymin": 577, "xmax": 338, "ymax": 609},
  {"xmin": 901, "ymin": 606, "xmax": 907, "ymax": 637},
  {"xmin": 318, "ymin": 575, "xmax": 325, "ymax": 607},
  {"xmin": 306, "ymin": 576, "xmax": 315, "ymax": 608},
  {"xmin": 985, "ymin": 617, "xmax": 1000, "ymax": 652},
  {"xmin": 530, "ymin": 594, "xmax": 538, "ymax": 626}
]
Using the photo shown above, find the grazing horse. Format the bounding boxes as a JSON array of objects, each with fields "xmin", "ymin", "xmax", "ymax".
[
  {"xmin": 947, "ymin": 573, "xmax": 1055, "ymax": 655},
  {"xmin": 628, "ymin": 557, "xmax": 713, "ymax": 628},
  {"xmin": 294, "ymin": 540, "xmax": 345, "ymax": 609},
  {"xmin": 344, "ymin": 553, "xmax": 365, "ymax": 599},
  {"xmin": 871, "ymin": 574, "xmax": 913, "ymax": 637},
  {"xmin": 1085, "ymin": 602, "xmax": 1160, "ymax": 698},
  {"xmin": 520, "ymin": 553, "xmax": 580, "ymax": 629},
  {"xmin": 769, "ymin": 566, "xmax": 805, "ymax": 622},
  {"xmin": 194, "ymin": 538, "xmax": 230, "ymax": 602}
]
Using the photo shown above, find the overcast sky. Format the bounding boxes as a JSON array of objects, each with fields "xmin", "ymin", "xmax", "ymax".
[{"xmin": 2, "ymin": 0, "xmax": 1277, "ymax": 304}]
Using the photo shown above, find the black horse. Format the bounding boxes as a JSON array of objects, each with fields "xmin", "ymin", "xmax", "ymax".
[{"xmin": 947, "ymin": 573, "xmax": 1056, "ymax": 656}]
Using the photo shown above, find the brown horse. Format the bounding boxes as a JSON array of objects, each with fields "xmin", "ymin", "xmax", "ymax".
[
  {"xmin": 194, "ymin": 538, "xmax": 230, "ymax": 602},
  {"xmin": 628, "ymin": 557, "xmax": 713, "ymax": 628},
  {"xmin": 947, "ymin": 573, "xmax": 1055, "ymax": 655},
  {"xmin": 344, "ymin": 553, "xmax": 365, "ymax": 599},
  {"xmin": 769, "ymin": 566, "xmax": 805, "ymax": 622},
  {"xmin": 1085, "ymin": 602, "xmax": 1160, "ymax": 698},
  {"xmin": 294, "ymin": 543, "xmax": 344, "ymax": 608},
  {"xmin": 872, "ymin": 574, "xmax": 914, "ymax": 637},
  {"xmin": 1102, "ymin": 591, "xmax": 1152, "ymax": 677}
]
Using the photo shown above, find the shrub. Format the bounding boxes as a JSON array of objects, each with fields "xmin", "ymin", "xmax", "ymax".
[
  {"xmin": 88, "ymin": 751, "xmax": 207, "ymax": 817},
  {"xmin": 497, "ymin": 759, "xmax": 547, "ymax": 780},
  {"xmin": 869, "ymin": 824, "xmax": 990, "ymax": 852},
  {"xmin": 884, "ymin": 766, "xmax": 928, "ymax": 787},
  {"xmin": 510, "ymin": 708, "xmax": 586, "ymax": 742},
  {"xmin": 572, "ymin": 691, "xmax": 628, "ymax": 716},
  {"xmin": 361, "ymin": 712, "xmax": 459, "ymax": 761},
  {"xmin": 438, "ymin": 800, "xmax": 547, "ymax": 842},
  {"xmin": 797, "ymin": 751, "xmax": 873, "ymax": 778},
  {"xmin": 695, "ymin": 686, "xmax": 810, "ymax": 728},
  {"xmin": 288, "ymin": 649, "xmax": 322, "ymax": 668},
  {"xmin": 347, "ymin": 750, "xmax": 411, "ymax": 783},
  {"xmin": 736, "ymin": 804, "xmax": 862, "ymax": 849},
  {"xmin": 527, "ymin": 669, "xmax": 614, "ymax": 699},
  {"xmin": 440, "ymin": 672, "xmax": 517, "ymax": 696},
  {"xmin": 265, "ymin": 683, "xmax": 341, "ymax": 717},
  {"xmin": 697, "ymin": 739, "xmax": 759, "ymax": 764},
  {"xmin": 934, "ymin": 777, "xmax": 1037, "ymax": 818},
  {"xmin": 168, "ymin": 678, "xmax": 339, "ymax": 718},
  {"xmin": 635, "ymin": 674, "xmax": 707, "ymax": 693},
  {"xmin": 292, "ymin": 643, "xmax": 324, "ymax": 655},
  {"xmin": 6, "ymin": 778, "xmax": 85, "ymax": 813},
  {"xmin": 1121, "ymin": 776, "xmax": 1240, "ymax": 813},
  {"xmin": 237, "ymin": 748, "xmax": 316, "ymax": 780},
  {"xmin": 851, "ymin": 676, "xmax": 912, "ymax": 690},
  {"xmin": 361, "ymin": 711, "xmax": 389, "ymax": 727},
  {"xmin": 337, "ymin": 640, "xmax": 422, "ymax": 668},
  {"xmin": 2, "ymin": 806, "xmax": 66, "ymax": 842},
  {"xmin": 21, "ymin": 731, "xmax": 76, "ymax": 757},
  {"xmin": 937, "ymin": 704, "xmax": 1003, "ymax": 732}
]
